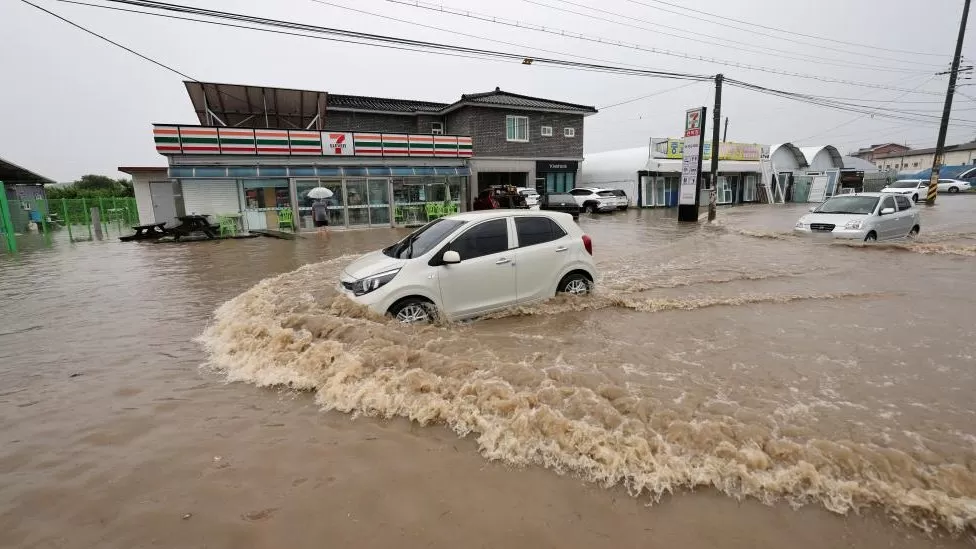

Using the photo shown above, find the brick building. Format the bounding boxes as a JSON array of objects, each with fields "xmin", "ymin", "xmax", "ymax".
[
  {"xmin": 850, "ymin": 143, "xmax": 911, "ymax": 163},
  {"xmin": 136, "ymin": 81, "xmax": 595, "ymax": 231}
]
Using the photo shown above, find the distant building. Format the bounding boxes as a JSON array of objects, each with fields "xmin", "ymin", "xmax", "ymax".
[
  {"xmin": 851, "ymin": 143, "xmax": 911, "ymax": 163},
  {"xmin": 1, "ymin": 156, "xmax": 54, "ymax": 232},
  {"xmin": 874, "ymin": 141, "xmax": 976, "ymax": 172}
]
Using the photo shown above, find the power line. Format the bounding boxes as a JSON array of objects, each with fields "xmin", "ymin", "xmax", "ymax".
[
  {"xmin": 598, "ymin": 80, "xmax": 703, "ymax": 109},
  {"xmin": 18, "ymin": 0, "xmax": 194, "ymax": 80},
  {"xmin": 620, "ymin": 0, "xmax": 950, "ymax": 58},
  {"xmin": 536, "ymin": 0, "xmax": 944, "ymax": 69},
  {"xmin": 306, "ymin": 0, "xmax": 704, "ymax": 77},
  {"xmin": 80, "ymin": 0, "xmax": 714, "ymax": 81},
  {"xmin": 388, "ymin": 0, "xmax": 949, "ymax": 94},
  {"xmin": 39, "ymin": 0, "xmax": 976, "ymax": 128}
]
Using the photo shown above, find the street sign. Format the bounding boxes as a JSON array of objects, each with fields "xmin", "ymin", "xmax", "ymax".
[{"xmin": 679, "ymin": 107, "xmax": 706, "ymax": 206}]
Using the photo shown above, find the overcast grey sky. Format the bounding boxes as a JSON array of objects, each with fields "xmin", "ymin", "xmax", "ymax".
[{"xmin": 2, "ymin": 0, "xmax": 974, "ymax": 181}]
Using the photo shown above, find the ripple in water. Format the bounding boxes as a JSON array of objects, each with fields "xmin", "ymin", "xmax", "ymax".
[{"xmin": 198, "ymin": 255, "xmax": 976, "ymax": 536}]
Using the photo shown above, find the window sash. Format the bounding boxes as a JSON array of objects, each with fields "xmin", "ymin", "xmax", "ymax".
[{"xmin": 506, "ymin": 116, "xmax": 528, "ymax": 141}]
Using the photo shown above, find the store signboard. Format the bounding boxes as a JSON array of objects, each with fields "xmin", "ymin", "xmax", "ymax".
[
  {"xmin": 664, "ymin": 139, "xmax": 764, "ymax": 161},
  {"xmin": 322, "ymin": 132, "xmax": 354, "ymax": 156},
  {"xmin": 679, "ymin": 107, "xmax": 705, "ymax": 206}
]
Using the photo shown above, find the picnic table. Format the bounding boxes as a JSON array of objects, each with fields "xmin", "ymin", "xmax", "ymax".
[
  {"xmin": 169, "ymin": 215, "xmax": 217, "ymax": 240},
  {"xmin": 120, "ymin": 222, "xmax": 168, "ymax": 242}
]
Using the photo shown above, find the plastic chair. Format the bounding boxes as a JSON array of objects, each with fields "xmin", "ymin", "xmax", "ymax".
[
  {"xmin": 394, "ymin": 206, "xmax": 405, "ymax": 224},
  {"xmin": 425, "ymin": 203, "xmax": 441, "ymax": 221},
  {"xmin": 217, "ymin": 215, "xmax": 238, "ymax": 237},
  {"xmin": 278, "ymin": 208, "xmax": 294, "ymax": 230},
  {"xmin": 446, "ymin": 202, "xmax": 458, "ymax": 214}
]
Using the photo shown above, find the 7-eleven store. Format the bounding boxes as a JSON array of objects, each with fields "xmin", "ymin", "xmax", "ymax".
[{"xmin": 148, "ymin": 124, "xmax": 472, "ymax": 231}]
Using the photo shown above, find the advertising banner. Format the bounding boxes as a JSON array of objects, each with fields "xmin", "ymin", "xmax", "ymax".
[
  {"xmin": 665, "ymin": 139, "xmax": 763, "ymax": 161},
  {"xmin": 679, "ymin": 108, "xmax": 705, "ymax": 206}
]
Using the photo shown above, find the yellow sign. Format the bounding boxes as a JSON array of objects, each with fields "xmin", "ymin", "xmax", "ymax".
[{"xmin": 663, "ymin": 139, "xmax": 763, "ymax": 161}]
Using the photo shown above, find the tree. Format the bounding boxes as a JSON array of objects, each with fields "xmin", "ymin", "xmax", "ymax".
[{"xmin": 46, "ymin": 175, "xmax": 134, "ymax": 199}]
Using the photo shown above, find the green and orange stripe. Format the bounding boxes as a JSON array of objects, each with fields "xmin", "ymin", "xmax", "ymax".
[
  {"xmin": 153, "ymin": 126, "xmax": 181, "ymax": 154},
  {"xmin": 179, "ymin": 127, "xmax": 219, "ymax": 153}
]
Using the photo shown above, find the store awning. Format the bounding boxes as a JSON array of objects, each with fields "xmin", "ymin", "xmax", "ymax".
[{"xmin": 168, "ymin": 165, "xmax": 471, "ymax": 178}]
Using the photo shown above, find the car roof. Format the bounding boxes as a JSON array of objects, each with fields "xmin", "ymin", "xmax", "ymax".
[
  {"xmin": 446, "ymin": 209, "xmax": 572, "ymax": 222},
  {"xmin": 829, "ymin": 192, "xmax": 883, "ymax": 198}
]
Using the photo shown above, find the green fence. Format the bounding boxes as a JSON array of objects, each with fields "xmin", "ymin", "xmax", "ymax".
[
  {"xmin": 1, "ymin": 197, "xmax": 138, "ymax": 252},
  {"xmin": 0, "ymin": 190, "xmax": 16, "ymax": 253}
]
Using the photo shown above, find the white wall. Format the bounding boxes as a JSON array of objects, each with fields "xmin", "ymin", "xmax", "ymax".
[
  {"xmin": 807, "ymin": 151, "xmax": 839, "ymax": 171},
  {"xmin": 770, "ymin": 146, "xmax": 802, "ymax": 171},
  {"xmin": 876, "ymin": 149, "xmax": 976, "ymax": 172}
]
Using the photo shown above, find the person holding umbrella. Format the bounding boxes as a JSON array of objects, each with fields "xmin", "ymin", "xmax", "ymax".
[{"xmin": 306, "ymin": 186, "xmax": 334, "ymax": 231}]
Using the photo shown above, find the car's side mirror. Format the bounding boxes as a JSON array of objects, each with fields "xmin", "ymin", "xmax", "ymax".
[
  {"xmin": 442, "ymin": 250, "xmax": 461, "ymax": 264},
  {"xmin": 880, "ymin": 207, "xmax": 895, "ymax": 215}
]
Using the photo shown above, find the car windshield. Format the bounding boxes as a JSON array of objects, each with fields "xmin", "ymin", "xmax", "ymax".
[
  {"xmin": 890, "ymin": 181, "xmax": 920, "ymax": 188},
  {"xmin": 382, "ymin": 218, "xmax": 466, "ymax": 259},
  {"xmin": 815, "ymin": 196, "xmax": 880, "ymax": 215}
]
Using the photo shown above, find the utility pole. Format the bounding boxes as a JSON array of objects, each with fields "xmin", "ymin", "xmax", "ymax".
[
  {"xmin": 708, "ymin": 74, "xmax": 723, "ymax": 222},
  {"xmin": 723, "ymin": 117, "xmax": 729, "ymax": 142},
  {"xmin": 927, "ymin": 0, "xmax": 971, "ymax": 206}
]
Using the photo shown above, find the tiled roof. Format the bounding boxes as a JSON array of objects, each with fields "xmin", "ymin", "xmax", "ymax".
[
  {"xmin": 456, "ymin": 88, "xmax": 597, "ymax": 113},
  {"xmin": 327, "ymin": 94, "xmax": 448, "ymax": 113}
]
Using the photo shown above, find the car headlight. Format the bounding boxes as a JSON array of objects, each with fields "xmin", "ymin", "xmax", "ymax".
[
  {"xmin": 844, "ymin": 220, "xmax": 863, "ymax": 230},
  {"xmin": 795, "ymin": 221, "xmax": 807, "ymax": 229},
  {"xmin": 352, "ymin": 268, "xmax": 400, "ymax": 296}
]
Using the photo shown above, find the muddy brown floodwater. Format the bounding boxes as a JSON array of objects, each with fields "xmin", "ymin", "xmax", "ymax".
[{"xmin": 2, "ymin": 197, "xmax": 976, "ymax": 548}]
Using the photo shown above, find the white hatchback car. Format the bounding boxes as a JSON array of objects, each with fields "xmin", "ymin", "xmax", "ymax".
[
  {"xmin": 339, "ymin": 210, "xmax": 597, "ymax": 323},
  {"xmin": 882, "ymin": 178, "xmax": 972, "ymax": 201},
  {"xmin": 794, "ymin": 192, "xmax": 920, "ymax": 241}
]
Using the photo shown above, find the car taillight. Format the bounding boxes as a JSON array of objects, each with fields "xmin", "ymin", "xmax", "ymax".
[{"xmin": 582, "ymin": 234, "xmax": 593, "ymax": 255}]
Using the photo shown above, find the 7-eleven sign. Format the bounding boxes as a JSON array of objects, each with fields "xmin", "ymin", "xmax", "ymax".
[{"xmin": 322, "ymin": 132, "xmax": 353, "ymax": 155}]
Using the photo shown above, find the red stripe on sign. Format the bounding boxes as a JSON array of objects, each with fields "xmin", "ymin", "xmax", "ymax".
[
  {"xmin": 156, "ymin": 146, "xmax": 181, "ymax": 152},
  {"xmin": 183, "ymin": 146, "xmax": 220, "ymax": 151},
  {"xmin": 356, "ymin": 148, "xmax": 383, "ymax": 154},
  {"xmin": 257, "ymin": 147, "xmax": 291, "ymax": 153}
]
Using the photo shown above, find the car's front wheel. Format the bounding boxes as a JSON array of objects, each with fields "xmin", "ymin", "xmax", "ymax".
[
  {"xmin": 864, "ymin": 231, "xmax": 878, "ymax": 242},
  {"xmin": 557, "ymin": 273, "xmax": 592, "ymax": 295},
  {"xmin": 908, "ymin": 225, "xmax": 920, "ymax": 239},
  {"xmin": 388, "ymin": 298, "xmax": 436, "ymax": 324},
  {"xmin": 583, "ymin": 203, "xmax": 597, "ymax": 214},
  {"xmin": 912, "ymin": 194, "xmax": 919, "ymax": 203}
]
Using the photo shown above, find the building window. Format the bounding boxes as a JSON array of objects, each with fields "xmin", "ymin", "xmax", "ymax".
[
  {"xmin": 541, "ymin": 125, "xmax": 553, "ymax": 137},
  {"xmin": 913, "ymin": 162, "xmax": 919, "ymax": 167},
  {"xmin": 430, "ymin": 122, "xmax": 444, "ymax": 135},
  {"xmin": 564, "ymin": 127, "xmax": 576, "ymax": 138},
  {"xmin": 506, "ymin": 115, "xmax": 529, "ymax": 142}
]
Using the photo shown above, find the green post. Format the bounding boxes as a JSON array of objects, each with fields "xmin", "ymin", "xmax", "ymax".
[
  {"xmin": 0, "ymin": 185, "xmax": 17, "ymax": 253},
  {"xmin": 62, "ymin": 198, "xmax": 73, "ymax": 241},
  {"xmin": 82, "ymin": 197, "xmax": 92, "ymax": 240},
  {"xmin": 39, "ymin": 199, "xmax": 48, "ymax": 234}
]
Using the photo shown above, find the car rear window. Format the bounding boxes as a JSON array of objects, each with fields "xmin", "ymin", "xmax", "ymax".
[
  {"xmin": 515, "ymin": 217, "xmax": 567, "ymax": 247},
  {"xmin": 597, "ymin": 191, "xmax": 616, "ymax": 197},
  {"xmin": 609, "ymin": 190, "xmax": 626, "ymax": 197}
]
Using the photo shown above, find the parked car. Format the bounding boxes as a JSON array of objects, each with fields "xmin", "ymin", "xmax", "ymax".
[
  {"xmin": 568, "ymin": 187, "xmax": 619, "ymax": 213},
  {"xmin": 605, "ymin": 189, "xmax": 630, "ymax": 210},
  {"xmin": 539, "ymin": 192, "xmax": 581, "ymax": 219},
  {"xmin": 516, "ymin": 187, "xmax": 541, "ymax": 208},
  {"xmin": 881, "ymin": 179, "xmax": 971, "ymax": 202},
  {"xmin": 339, "ymin": 210, "xmax": 597, "ymax": 323},
  {"xmin": 794, "ymin": 192, "xmax": 920, "ymax": 242}
]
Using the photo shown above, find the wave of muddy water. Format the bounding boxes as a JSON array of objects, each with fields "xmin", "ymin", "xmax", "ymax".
[{"xmin": 200, "ymin": 217, "xmax": 976, "ymax": 537}]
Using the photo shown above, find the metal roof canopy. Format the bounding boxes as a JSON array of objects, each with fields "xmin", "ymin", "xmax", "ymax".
[
  {"xmin": 185, "ymin": 81, "xmax": 327, "ymax": 130},
  {"xmin": 0, "ymin": 156, "xmax": 55, "ymax": 186}
]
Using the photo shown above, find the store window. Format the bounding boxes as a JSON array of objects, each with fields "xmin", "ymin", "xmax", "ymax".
[
  {"xmin": 243, "ymin": 179, "xmax": 290, "ymax": 231},
  {"xmin": 506, "ymin": 115, "xmax": 529, "ymax": 142},
  {"xmin": 431, "ymin": 122, "xmax": 444, "ymax": 135},
  {"xmin": 743, "ymin": 175, "xmax": 757, "ymax": 202}
]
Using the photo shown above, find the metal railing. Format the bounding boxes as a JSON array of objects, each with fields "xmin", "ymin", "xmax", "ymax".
[{"xmin": 1, "ymin": 197, "xmax": 138, "ymax": 252}]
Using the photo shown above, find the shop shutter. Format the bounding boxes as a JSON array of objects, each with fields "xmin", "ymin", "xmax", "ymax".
[{"xmin": 181, "ymin": 179, "xmax": 241, "ymax": 216}]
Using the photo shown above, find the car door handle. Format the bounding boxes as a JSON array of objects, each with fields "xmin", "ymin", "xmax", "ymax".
[
  {"xmin": 495, "ymin": 257, "xmax": 510, "ymax": 264},
  {"xmin": 555, "ymin": 246, "xmax": 568, "ymax": 252}
]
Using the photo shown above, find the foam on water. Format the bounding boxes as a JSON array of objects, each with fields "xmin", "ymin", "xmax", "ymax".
[{"xmin": 198, "ymin": 256, "xmax": 976, "ymax": 536}]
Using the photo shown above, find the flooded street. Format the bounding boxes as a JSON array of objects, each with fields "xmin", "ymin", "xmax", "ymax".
[{"xmin": 2, "ymin": 197, "xmax": 975, "ymax": 548}]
